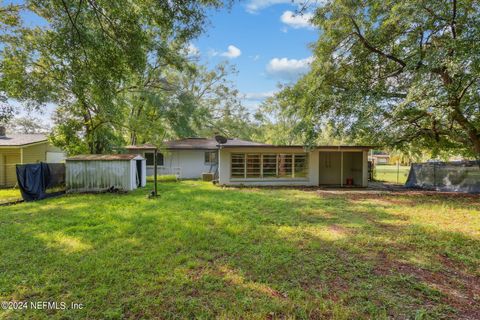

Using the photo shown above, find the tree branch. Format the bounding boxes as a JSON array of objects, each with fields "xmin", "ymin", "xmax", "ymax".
[{"xmin": 350, "ymin": 17, "xmax": 406, "ymax": 68}]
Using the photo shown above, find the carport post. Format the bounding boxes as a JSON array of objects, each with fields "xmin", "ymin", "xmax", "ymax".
[
  {"xmin": 154, "ymin": 150, "xmax": 158, "ymax": 196},
  {"xmin": 340, "ymin": 151, "xmax": 343, "ymax": 187}
]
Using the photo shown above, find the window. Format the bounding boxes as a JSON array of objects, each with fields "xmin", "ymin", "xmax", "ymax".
[
  {"xmin": 230, "ymin": 153, "xmax": 308, "ymax": 179},
  {"xmin": 246, "ymin": 154, "xmax": 261, "ymax": 178},
  {"xmin": 262, "ymin": 154, "xmax": 277, "ymax": 177},
  {"xmin": 204, "ymin": 151, "xmax": 218, "ymax": 164},
  {"xmin": 145, "ymin": 152, "xmax": 164, "ymax": 166},
  {"xmin": 294, "ymin": 154, "xmax": 308, "ymax": 177},
  {"xmin": 277, "ymin": 154, "xmax": 293, "ymax": 177},
  {"xmin": 231, "ymin": 154, "xmax": 245, "ymax": 178}
]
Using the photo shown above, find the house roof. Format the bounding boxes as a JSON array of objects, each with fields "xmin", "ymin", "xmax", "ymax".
[
  {"xmin": 67, "ymin": 154, "xmax": 144, "ymax": 161},
  {"xmin": 124, "ymin": 144, "xmax": 158, "ymax": 150},
  {"xmin": 219, "ymin": 144, "xmax": 374, "ymax": 150},
  {"xmin": 164, "ymin": 137, "xmax": 270, "ymax": 150},
  {"xmin": 0, "ymin": 134, "xmax": 48, "ymax": 147}
]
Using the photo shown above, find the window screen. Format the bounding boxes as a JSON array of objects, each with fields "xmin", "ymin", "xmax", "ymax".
[
  {"xmin": 277, "ymin": 154, "xmax": 293, "ymax": 177},
  {"xmin": 294, "ymin": 154, "xmax": 308, "ymax": 177},
  {"xmin": 262, "ymin": 154, "xmax": 277, "ymax": 177},
  {"xmin": 246, "ymin": 154, "xmax": 261, "ymax": 178},
  {"xmin": 231, "ymin": 154, "xmax": 245, "ymax": 178}
]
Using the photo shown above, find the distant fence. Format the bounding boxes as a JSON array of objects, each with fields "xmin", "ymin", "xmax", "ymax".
[{"xmin": 405, "ymin": 161, "xmax": 480, "ymax": 193}]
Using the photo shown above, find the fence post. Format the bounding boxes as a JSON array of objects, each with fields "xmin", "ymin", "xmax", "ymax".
[{"xmin": 396, "ymin": 160, "xmax": 399, "ymax": 184}]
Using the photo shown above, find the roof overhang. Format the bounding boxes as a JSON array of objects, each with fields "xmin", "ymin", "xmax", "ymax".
[{"xmin": 0, "ymin": 140, "xmax": 48, "ymax": 148}]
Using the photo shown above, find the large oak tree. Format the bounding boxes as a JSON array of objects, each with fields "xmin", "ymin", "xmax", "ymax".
[
  {"xmin": 0, "ymin": 0, "xmax": 224, "ymax": 153},
  {"xmin": 281, "ymin": 0, "xmax": 480, "ymax": 158}
]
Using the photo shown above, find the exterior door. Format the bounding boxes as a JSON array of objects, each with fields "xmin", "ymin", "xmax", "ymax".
[{"xmin": 318, "ymin": 152, "xmax": 342, "ymax": 185}]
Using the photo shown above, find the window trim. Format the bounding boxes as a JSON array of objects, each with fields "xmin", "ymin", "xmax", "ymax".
[
  {"xmin": 230, "ymin": 152, "xmax": 309, "ymax": 180},
  {"xmin": 204, "ymin": 151, "xmax": 218, "ymax": 165},
  {"xmin": 145, "ymin": 152, "xmax": 164, "ymax": 166}
]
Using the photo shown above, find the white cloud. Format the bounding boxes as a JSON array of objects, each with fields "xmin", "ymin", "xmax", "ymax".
[
  {"xmin": 266, "ymin": 56, "xmax": 313, "ymax": 80},
  {"xmin": 280, "ymin": 10, "xmax": 314, "ymax": 29},
  {"xmin": 245, "ymin": 0, "xmax": 294, "ymax": 13},
  {"xmin": 249, "ymin": 54, "xmax": 261, "ymax": 61},
  {"xmin": 208, "ymin": 48, "xmax": 219, "ymax": 57},
  {"xmin": 184, "ymin": 43, "xmax": 200, "ymax": 57},
  {"xmin": 244, "ymin": 90, "xmax": 276, "ymax": 101},
  {"xmin": 220, "ymin": 45, "xmax": 242, "ymax": 58}
]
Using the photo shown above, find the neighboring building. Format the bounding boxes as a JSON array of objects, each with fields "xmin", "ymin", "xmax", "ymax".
[
  {"xmin": 0, "ymin": 127, "xmax": 65, "ymax": 187},
  {"xmin": 369, "ymin": 153, "xmax": 390, "ymax": 165},
  {"xmin": 126, "ymin": 137, "xmax": 372, "ymax": 187}
]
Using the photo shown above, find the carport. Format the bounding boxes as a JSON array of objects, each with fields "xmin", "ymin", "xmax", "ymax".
[{"xmin": 318, "ymin": 148, "xmax": 368, "ymax": 187}]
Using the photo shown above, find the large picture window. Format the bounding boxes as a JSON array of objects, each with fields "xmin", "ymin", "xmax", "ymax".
[{"xmin": 231, "ymin": 153, "xmax": 308, "ymax": 179}]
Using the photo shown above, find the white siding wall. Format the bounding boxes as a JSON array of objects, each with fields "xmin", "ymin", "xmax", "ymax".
[
  {"xmin": 218, "ymin": 147, "xmax": 319, "ymax": 186},
  {"xmin": 148, "ymin": 150, "xmax": 217, "ymax": 179}
]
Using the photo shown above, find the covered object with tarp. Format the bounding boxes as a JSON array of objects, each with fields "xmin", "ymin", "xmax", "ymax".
[
  {"xmin": 16, "ymin": 163, "xmax": 65, "ymax": 201},
  {"xmin": 406, "ymin": 161, "xmax": 480, "ymax": 193},
  {"xmin": 66, "ymin": 154, "xmax": 146, "ymax": 193}
]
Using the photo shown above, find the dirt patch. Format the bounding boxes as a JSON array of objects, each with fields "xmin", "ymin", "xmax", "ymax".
[{"xmin": 374, "ymin": 253, "xmax": 480, "ymax": 319}]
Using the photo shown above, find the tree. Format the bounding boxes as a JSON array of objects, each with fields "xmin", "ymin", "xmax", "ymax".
[
  {"xmin": 0, "ymin": 0, "xmax": 224, "ymax": 153},
  {"xmin": 5, "ymin": 115, "xmax": 50, "ymax": 133},
  {"xmin": 281, "ymin": 0, "xmax": 480, "ymax": 158}
]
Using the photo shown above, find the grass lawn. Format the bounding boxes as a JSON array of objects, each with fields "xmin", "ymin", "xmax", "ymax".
[
  {"xmin": 0, "ymin": 181, "xmax": 479, "ymax": 319},
  {"xmin": 374, "ymin": 165, "xmax": 411, "ymax": 184},
  {"xmin": 0, "ymin": 188, "xmax": 21, "ymax": 204}
]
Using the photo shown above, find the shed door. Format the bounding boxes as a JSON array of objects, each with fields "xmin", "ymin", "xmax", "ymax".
[{"xmin": 136, "ymin": 160, "xmax": 142, "ymax": 187}]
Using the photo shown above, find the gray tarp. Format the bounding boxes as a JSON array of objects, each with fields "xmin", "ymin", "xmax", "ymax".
[{"xmin": 406, "ymin": 161, "xmax": 480, "ymax": 193}]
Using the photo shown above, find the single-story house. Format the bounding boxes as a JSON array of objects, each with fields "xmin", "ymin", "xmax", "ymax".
[
  {"xmin": 0, "ymin": 127, "xmax": 66, "ymax": 187},
  {"xmin": 126, "ymin": 137, "xmax": 372, "ymax": 187},
  {"xmin": 125, "ymin": 138, "xmax": 266, "ymax": 179}
]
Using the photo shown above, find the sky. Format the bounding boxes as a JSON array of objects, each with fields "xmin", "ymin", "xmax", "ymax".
[
  {"xmin": 13, "ymin": 0, "xmax": 319, "ymax": 122},
  {"xmin": 193, "ymin": 0, "xmax": 318, "ymax": 112}
]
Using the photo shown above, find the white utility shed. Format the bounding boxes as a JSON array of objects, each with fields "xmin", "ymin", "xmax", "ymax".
[{"xmin": 66, "ymin": 154, "xmax": 146, "ymax": 192}]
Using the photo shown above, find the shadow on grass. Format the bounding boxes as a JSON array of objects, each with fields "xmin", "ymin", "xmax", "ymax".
[{"xmin": 0, "ymin": 182, "xmax": 479, "ymax": 319}]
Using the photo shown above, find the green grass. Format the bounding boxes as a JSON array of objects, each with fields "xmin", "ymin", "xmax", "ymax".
[
  {"xmin": 374, "ymin": 165, "xmax": 411, "ymax": 184},
  {"xmin": 0, "ymin": 188, "xmax": 21, "ymax": 204},
  {"xmin": 1, "ymin": 181, "xmax": 479, "ymax": 319}
]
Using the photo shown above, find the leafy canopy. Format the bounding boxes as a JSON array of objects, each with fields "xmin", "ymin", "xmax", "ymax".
[
  {"xmin": 0, "ymin": 0, "xmax": 225, "ymax": 153},
  {"xmin": 280, "ymin": 0, "xmax": 480, "ymax": 158}
]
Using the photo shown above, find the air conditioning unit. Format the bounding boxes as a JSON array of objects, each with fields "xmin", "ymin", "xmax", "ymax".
[{"xmin": 202, "ymin": 173, "xmax": 214, "ymax": 182}]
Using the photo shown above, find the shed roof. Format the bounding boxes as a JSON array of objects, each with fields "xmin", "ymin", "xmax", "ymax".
[
  {"xmin": 66, "ymin": 154, "xmax": 144, "ymax": 161},
  {"xmin": 0, "ymin": 134, "xmax": 48, "ymax": 146}
]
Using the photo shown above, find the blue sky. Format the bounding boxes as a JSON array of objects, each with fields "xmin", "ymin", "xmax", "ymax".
[
  {"xmin": 194, "ymin": 0, "xmax": 318, "ymax": 111},
  {"xmin": 13, "ymin": 0, "xmax": 318, "ymax": 121}
]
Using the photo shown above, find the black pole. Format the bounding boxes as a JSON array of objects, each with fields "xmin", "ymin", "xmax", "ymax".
[{"xmin": 154, "ymin": 149, "xmax": 158, "ymax": 196}]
